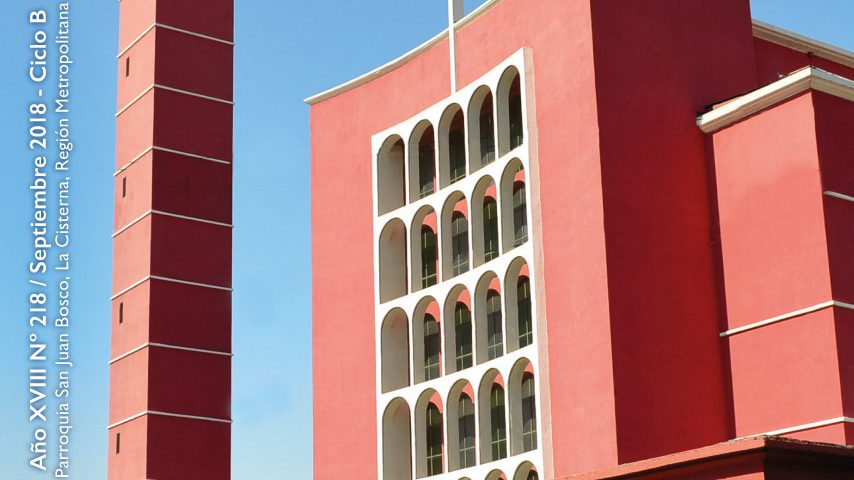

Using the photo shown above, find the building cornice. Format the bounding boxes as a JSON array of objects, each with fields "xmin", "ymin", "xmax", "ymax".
[
  {"xmin": 697, "ymin": 66, "xmax": 854, "ymax": 133},
  {"xmin": 305, "ymin": 17, "xmax": 854, "ymax": 107},
  {"xmin": 753, "ymin": 20, "xmax": 854, "ymax": 71},
  {"xmin": 304, "ymin": 0, "xmax": 504, "ymax": 105}
]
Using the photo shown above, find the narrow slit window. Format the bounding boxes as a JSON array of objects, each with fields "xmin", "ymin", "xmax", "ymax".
[
  {"xmin": 426, "ymin": 403, "xmax": 444, "ymax": 476},
  {"xmin": 122, "ymin": 177, "xmax": 127, "ymax": 198},
  {"xmin": 424, "ymin": 315, "xmax": 441, "ymax": 381},
  {"xmin": 454, "ymin": 303, "xmax": 473, "ymax": 371},
  {"xmin": 118, "ymin": 302, "xmax": 124, "ymax": 325},
  {"xmin": 518, "ymin": 278, "xmax": 533, "ymax": 348},
  {"xmin": 486, "ymin": 291, "xmax": 503, "ymax": 360},
  {"xmin": 483, "ymin": 197, "xmax": 499, "ymax": 262},
  {"xmin": 421, "ymin": 226, "xmax": 438, "ymax": 288},
  {"xmin": 458, "ymin": 394, "xmax": 476, "ymax": 468},
  {"xmin": 490, "ymin": 385, "xmax": 507, "ymax": 460},
  {"xmin": 451, "ymin": 213, "xmax": 469, "ymax": 277},
  {"xmin": 125, "ymin": 57, "xmax": 130, "ymax": 77},
  {"xmin": 116, "ymin": 433, "xmax": 121, "ymax": 454}
]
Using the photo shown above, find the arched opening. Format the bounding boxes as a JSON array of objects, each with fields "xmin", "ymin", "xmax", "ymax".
[
  {"xmin": 497, "ymin": 66, "xmax": 524, "ymax": 156},
  {"xmin": 378, "ymin": 136, "xmax": 406, "ymax": 215},
  {"xmin": 513, "ymin": 462, "xmax": 538, "ymax": 480},
  {"xmin": 379, "ymin": 219, "xmax": 408, "ymax": 302},
  {"xmin": 451, "ymin": 213, "xmax": 469, "ymax": 277},
  {"xmin": 504, "ymin": 257, "xmax": 533, "ymax": 352},
  {"xmin": 439, "ymin": 104, "xmax": 467, "ymax": 188},
  {"xmin": 413, "ymin": 298, "xmax": 441, "ymax": 384},
  {"xmin": 443, "ymin": 287, "xmax": 473, "ymax": 374},
  {"xmin": 447, "ymin": 381, "xmax": 476, "ymax": 472},
  {"xmin": 471, "ymin": 176, "xmax": 499, "ymax": 268},
  {"xmin": 441, "ymin": 192, "xmax": 470, "ymax": 279},
  {"xmin": 500, "ymin": 160, "xmax": 527, "ymax": 253},
  {"xmin": 509, "ymin": 358, "xmax": 537, "ymax": 455},
  {"xmin": 383, "ymin": 398, "xmax": 412, "ymax": 480},
  {"xmin": 415, "ymin": 390, "xmax": 444, "ymax": 478},
  {"xmin": 411, "ymin": 207, "xmax": 439, "ymax": 291},
  {"xmin": 409, "ymin": 121, "xmax": 436, "ymax": 202},
  {"xmin": 475, "ymin": 273, "xmax": 503, "ymax": 365},
  {"xmin": 478, "ymin": 370, "xmax": 507, "ymax": 463},
  {"xmin": 486, "ymin": 470, "xmax": 507, "ymax": 480},
  {"xmin": 381, "ymin": 308, "xmax": 410, "ymax": 393},
  {"xmin": 468, "ymin": 86, "xmax": 496, "ymax": 171}
]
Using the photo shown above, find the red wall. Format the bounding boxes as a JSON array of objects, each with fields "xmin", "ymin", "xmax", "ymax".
[
  {"xmin": 311, "ymin": 0, "xmax": 854, "ymax": 477},
  {"xmin": 711, "ymin": 91, "xmax": 853, "ymax": 445},
  {"xmin": 110, "ymin": 1, "xmax": 233, "ymax": 479}
]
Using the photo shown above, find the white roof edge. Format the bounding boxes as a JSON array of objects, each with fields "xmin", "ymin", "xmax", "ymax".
[
  {"xmin": 697, "ymin": 66, "xmax": 854, "ymax": 133},
  {"xmin": 305, "ymin": 15, "xmax": 854, "ymax": 106},
  {"xmin": 304, "ymin": 0, "xmax": 503, "ymax": 105},
  {"xmin": 753, "ymin": 20, "xmax": 854, "ymax": 71}
]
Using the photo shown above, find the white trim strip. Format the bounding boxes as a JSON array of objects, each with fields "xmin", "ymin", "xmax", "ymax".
[
  {"xmin": 738, "ymin": 417, "xmax": 854, "ymax": 439},
  {"xmin": 114, "ymin": 146, "xmax": 231, "ymax": 176},
  {"xmin": 156, "ymin": 24, "xmax": 234, "ymax": 47},
  {"xmin": 111, "ymin": 275, "xmax": 232, "ymax": 300},
  {"xmin": 108, "ymin": 410, "xmax": 232, "ymax": 430},
  {"xmin": 698, "ymin": 67, "xmax": 854, "ymax": 133},
  {"xmin": 109, "ymin": 342, "xmax": 232, "ymax": 365},
  {"xmin": 722, "ymin": 300, "xmax": 854, "ymax": 337},
  {"xmin": 112, "ymin": 210, "xmax": 232, "ymax": 238},
  {"xmin": 117, "ymin": 23, "xmax": 234, "ymax": 59},
  {"xmin": 116, "ymin": 24, "xmax": 156, "ymax": 58},
  {"xmin": 115, "ymin": 83, "xmax": 233, "ymax": 117},
  {"xmin": 115, "ymin": 84, "xmax": 154, "ymax": 117},
  {"xmin": 753, "ymin": 20, "xmax": 854, "ymax": 71},
  {"xmin": 825, "ymin": 190, "xmax": 854, "ymax": 203},
  {"xmin": 155, "ymin": 84, "xmax": 233, "ymax": 106}
]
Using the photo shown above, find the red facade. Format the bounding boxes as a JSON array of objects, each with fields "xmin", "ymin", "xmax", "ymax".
[
  {"xmin": 110, "ymin": 1, "xmax": 234, "ymax": 479},
  {"xmin": 310, "ymin": 1, "xmax": 854, "ymax": 479}
]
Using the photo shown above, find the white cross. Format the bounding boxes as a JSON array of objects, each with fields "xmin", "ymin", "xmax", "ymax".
[{"xmin": 448, "ymin": 0, "xmax": 464, "ymax": 93}]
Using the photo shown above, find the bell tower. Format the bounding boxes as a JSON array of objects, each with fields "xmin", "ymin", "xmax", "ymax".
[{"xmin": 109, "ymin": 1, "xmax": 234, "ymax": 478}]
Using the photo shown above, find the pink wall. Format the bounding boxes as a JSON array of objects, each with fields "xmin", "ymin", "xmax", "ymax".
[{"xmin": 311, "ymin": 0, "xmax": 854, "ymax": 477}]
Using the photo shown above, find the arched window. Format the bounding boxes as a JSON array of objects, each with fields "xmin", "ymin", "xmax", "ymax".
[
  {"xmin": 486, "ymin": 291, "xmax": 503, "ymax": 360},
  {"xmin": 483, "ymin": 197, "xmax": 499, "ymax": 262},
  {"xmin": 449, "ymin": 111, "xmax": 466, "ymax": 184},
  {"xmin": 509, "ymin": 76, "xmax": 523, "ymax": 150},
  {"xmin": 426, "ymin": 403, "xmax": 444, "ymax": 476},
  {"xmin": 490, "ymin": 385, "xmax": 507, "ymax": 460},
  {"xmin": 454, "ymin": 303, "xmax": 473, "ymax": 371},
  {"xmin": 479, "ymin": 94, "xmax": 495, "ymax": 165},
  {"xmin": 421, "ymin": 226, "xmax": 438, "ymax": 288},
  {"xmin": 451, "ymin": 213, "xmax": 469, "ymax": 276},
  {"xmin": 419, "ymin": 126, "xmax": 436, "ymax": 198},
  {"xmin": 527, "ymin": 472, "xmax": 539, "ymax": 480},
  {"xmin": 424, "ymin": 315, "xmax": 441, "ymax": 380},
  {"xmin": 458, "ymin": 394, "xmax": 476, "ymax": 469},
  {"xmin": 521, "ymin": 374, "xmax": 537, "ymax": 452},
  {"xmin": 513, "ymin": 182, "xmax": 528, "ymax": 247},
  {"xmin": 517, "ymin": 278, "xmax": 532, "ymax": 348}
]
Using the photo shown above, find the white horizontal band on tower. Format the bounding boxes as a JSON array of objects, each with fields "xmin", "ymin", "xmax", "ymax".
[
  {"xmin": 108, "ymin": 410, "xmax": 232, "ymax": 430},
  {"xmin": 110, "ymin": 275, "xmax": 232, "ymax": 300},
  {"xmin": 721, "ymin": 300, "xmax": 854, "ymax": 337},
  {"xmin": 115, "ymin": 83, "xmax": 233, "ymax": 117},
  {"xmin": 112, "ymin": 210, "xmax": 233, "ymax": 238},
  {"xmin": 110, "ymin": 342, "xmax": 233, "ymax": 365},
  {"xmin": 117, "ymin": 22, "xmax": 234, "ymax": 59},
  {"xmin": 115, "ymin": 145, "xmax": 232, "ymax": 176},
  {"xmin": 824, "ymin": 190, "xmax": 854, "ymax": 203},
  {"xmin": 736, "ymin": 416, "xmax": 854, "ymax": 439}
]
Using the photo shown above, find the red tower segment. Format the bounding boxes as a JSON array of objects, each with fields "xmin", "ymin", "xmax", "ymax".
[{"xmin": 109, "ymin": 1, "xmax": 234, "ymax": 479}]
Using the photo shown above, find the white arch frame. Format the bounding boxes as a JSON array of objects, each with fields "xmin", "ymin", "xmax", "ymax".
[{"xmin": 372, "ymin": 49, "xmax": 543, "ymax": 480}]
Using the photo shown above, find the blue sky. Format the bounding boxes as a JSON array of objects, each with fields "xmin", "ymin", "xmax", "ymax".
[{"xmin": 0, "ymin": 1, "xmax": 851, "ymax": 478}]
